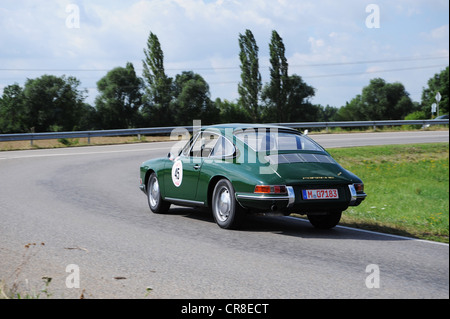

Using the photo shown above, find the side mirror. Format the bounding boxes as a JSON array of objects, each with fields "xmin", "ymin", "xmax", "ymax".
[{"xmin": 168, "ymin": 152, "xmax": 174, "ymax": 161}]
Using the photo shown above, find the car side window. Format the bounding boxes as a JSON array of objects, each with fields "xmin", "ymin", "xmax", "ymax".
[
  {"xmin": 210, "ymin": 136, "xmax": 235, "ymax": 158},
  {"xmin": 181, "ymin": 136, "xmax": 196, "ymax": 157},
  {"xmin": 190, "ymin": 132, "xmax": 219, "ymax": 158}
]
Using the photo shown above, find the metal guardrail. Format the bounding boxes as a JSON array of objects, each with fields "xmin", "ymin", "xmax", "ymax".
[
  {"xmin": 279, "ymin": 119, "xmax": 449, "ymax": 129},
  {"xmin": 0, "ymin": 120, "xmax": 448, "ymax": 145}
]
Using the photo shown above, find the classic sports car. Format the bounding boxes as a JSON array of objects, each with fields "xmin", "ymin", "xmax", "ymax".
[{"xmin": 139, "ymin": 124, "xmax": 366, "ymax": 229}]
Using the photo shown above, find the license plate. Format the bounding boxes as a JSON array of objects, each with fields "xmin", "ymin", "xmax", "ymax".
[{"xmin": 302, "ymin": 189, "xmax": 339, "ymax": 200}]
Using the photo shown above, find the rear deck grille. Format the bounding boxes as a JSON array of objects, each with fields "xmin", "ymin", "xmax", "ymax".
[{"xmin": 265, "ymin": 153, "xmax": 336, "ymax": 165}]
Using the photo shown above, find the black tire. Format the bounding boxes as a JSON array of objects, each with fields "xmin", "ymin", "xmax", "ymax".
[
  {"xmin": 307, "ymin": 211, "xmax": 342, "ymax": 229},
  {"xmin": 211, "ymin": 179, "xmax": 243, "ymax": 229},
  {"xmin": 147, "ymin": 173, "xmax": 170, "ymax": 214}
]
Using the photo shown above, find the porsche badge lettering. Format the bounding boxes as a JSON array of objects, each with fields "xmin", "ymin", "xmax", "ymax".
[{"xmin": 172, "ymin": 159, "xmax": 183, "ymax": 187}]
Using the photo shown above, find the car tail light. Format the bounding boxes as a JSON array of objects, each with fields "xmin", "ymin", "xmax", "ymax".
[
  {"xmin": 354, "ymin": 183, "xmax": 364, "ymax": 193},
  {"xmin": 254, "ymin": 185, "xmax": 287, "ymax": 194}
]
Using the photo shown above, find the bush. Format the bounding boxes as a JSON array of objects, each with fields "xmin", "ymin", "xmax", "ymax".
[
  {"xmin": 404, "ymin": 111, "xmax": 427, "ymax": 129},
  {"xmin": 58, "ymin": 138, "xmax": 79, "ymax": 146}
]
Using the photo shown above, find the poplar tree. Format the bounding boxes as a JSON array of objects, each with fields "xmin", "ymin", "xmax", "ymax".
[
  {"xmin": 142, "ymin": 32, "xmax": 173, "ymax": 126},
  {"xmin": 266, "ymin": 30, "xmax": 289, "ymax": 123},
  {"xmin": 262, "ymin": 30, "xmax": 315, "ymax": 123},
  {"xmin": 238, "ymin": 29, "xmax": 262, "ymax": 122}
]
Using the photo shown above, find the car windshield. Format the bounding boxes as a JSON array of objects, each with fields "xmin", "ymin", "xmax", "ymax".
[{"xmin": 235, "ymin": 129, "xmax": 323, "ymax": 152}]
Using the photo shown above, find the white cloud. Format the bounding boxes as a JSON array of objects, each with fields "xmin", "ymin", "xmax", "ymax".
[
  {"xmin": 308, "ymin": 37, "xmax": 325, "ymax": 52},
  {"xmin": 430, "ymin": 24, "xmax": 449, "ymax": 40}
]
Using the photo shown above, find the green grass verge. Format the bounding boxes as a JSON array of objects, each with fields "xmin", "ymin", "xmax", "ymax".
[{"xmin": 326, "ymin": 143, "xmax": 449, "ymax": 243}]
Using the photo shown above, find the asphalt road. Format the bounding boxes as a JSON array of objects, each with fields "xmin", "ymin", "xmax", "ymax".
[{"xmin": 0, "ymin": 131, "xmax": 448, "ymax": 299}]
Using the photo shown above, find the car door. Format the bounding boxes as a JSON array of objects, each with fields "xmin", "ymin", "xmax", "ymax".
[{"xmin": 164, "ymin": 132, "xmax": 219, "ymax": 202}]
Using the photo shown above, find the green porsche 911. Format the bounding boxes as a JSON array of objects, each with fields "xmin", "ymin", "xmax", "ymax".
[{"xmin": 139, "ymin": 124, "xmax": 366, "ymax": 229}]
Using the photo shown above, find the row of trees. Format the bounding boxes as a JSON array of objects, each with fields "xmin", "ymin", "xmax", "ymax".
[
  {"xmin": 0, "ymin": 29, "xmax": 448, "ymax": 133},
  {"xmin": 0, "ymin": 76, "xmax": 93, "ymax": 133}
]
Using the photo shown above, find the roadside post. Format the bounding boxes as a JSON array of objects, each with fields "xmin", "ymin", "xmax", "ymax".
[{"xmin": 435, "ymin": 92, "xmax": 441, "ymax": 118}]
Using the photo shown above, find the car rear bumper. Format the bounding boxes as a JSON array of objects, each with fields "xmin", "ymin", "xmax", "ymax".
[
  {"xmin": 348, "ymin": 184, "xmax": 367, "ymax": 206},
  {"xmin": 235, "ymin": 186, "xmax": 295, "ymax": 212},
  {"xmin": 235, "ymin": 184, "xmax": 366, "ymax": 213}
]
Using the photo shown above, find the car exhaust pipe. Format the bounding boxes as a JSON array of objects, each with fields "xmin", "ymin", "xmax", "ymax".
[{"xmin": 270, "ymin": 204, "xmax": 278, "ymax": 211}]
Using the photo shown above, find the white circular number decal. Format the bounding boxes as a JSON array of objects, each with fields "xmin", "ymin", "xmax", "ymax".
[{"xmin": 171, "ymin": 159, "xmax": 183, "ymax": 187}]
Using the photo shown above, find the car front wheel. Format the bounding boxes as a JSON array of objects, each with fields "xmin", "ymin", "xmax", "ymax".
[
  {"xmin": 307, "ymin": 211, "xmax": 342, "ymax": 229},
  {"xmin": 212, "ymin": 179, "xmax": 243, "ymax": 229},
  {"xmin": 147, "ymin": 173, "xmax": 170, "ymax": 214}
]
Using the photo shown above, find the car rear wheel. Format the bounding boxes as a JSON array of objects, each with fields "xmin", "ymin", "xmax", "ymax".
[
  {"xmin": 147, "ymin": 173, "xmax": 170, "ymax": 214},
  {"xmin": 212, "ymin": 179, "xmax": 243, "ymax": 229},
  {"xmin": 307, "ymin": 211, "xmax": 342, "ymax": 229}
]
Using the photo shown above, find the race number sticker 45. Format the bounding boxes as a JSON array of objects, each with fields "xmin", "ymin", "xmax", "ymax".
[{"xmin": 172, "ymin": 159, "xmax": 183, "ymax": 187}]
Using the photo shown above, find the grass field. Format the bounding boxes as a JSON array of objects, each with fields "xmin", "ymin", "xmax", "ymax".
[{"xmin": 326, "ymin": 143, "xmax": 449, "ymax": 243}]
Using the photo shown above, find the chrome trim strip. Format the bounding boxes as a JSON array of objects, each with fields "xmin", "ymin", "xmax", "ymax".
[
  {"xmin": 236, "ymin": 194, "xmax": 292, "ymax": 200},
  {"xmin": 236, "ymin": 186, "xmax": 296, "ymax": 207},
  {"xmin": 165, "ymin": 197, "xmax": 205, "ymax": 206}
]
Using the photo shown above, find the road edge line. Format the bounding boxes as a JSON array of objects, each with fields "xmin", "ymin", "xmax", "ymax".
[{"xmin": 285, "ymin": 216, "xmax": 449, "ymax": 246}]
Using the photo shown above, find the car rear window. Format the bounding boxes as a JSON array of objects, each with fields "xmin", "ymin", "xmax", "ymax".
[{"xmin": 235, "ymin": 130, "xmax": 322, "ymax": 152}]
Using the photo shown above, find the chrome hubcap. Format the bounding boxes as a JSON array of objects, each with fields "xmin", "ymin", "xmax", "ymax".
[
  {"xmin": 149, "ymin": 177, "xmax": 159, "ymax": 208},
  {"xmin": 216, "ymin": 187, "xmax": 231, "ymax": 222}
]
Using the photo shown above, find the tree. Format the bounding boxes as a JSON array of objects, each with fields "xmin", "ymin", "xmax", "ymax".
[
  {"xmin": 336, "ymin": 78, "xmax": 417, "ymax": 121},
  {"xmin": 262, "ymin": 31, "xmax": 315, "ymax": 123},
  {"xmin": 335, "ymin": 96, "xmax": 364, "ymax": 121},
  {"xmin": 264, "ymin": 30, "xmax": 289, "ymax": 122},
  {"xmin": 421, "ymin": 66, "xmax": 449, "ymax": 117},
  {"xmin": 0, "ymin": 84, "xmax": 26, "ymax": 133},
  {"xmin": 319, "ymin": 105, "xmax": 339, "ymax": 122},
  {"xmin": 262, "ymin": 73, "xmax": 315, "ymax": 123},
  {"xmin": 142, "ymin": 32, "xmax": 173, "ymax": 126},
  {"xmin": 95, "ymin": 62, "xmax": 143, "ymax": 129},
  {"xmin": 22, "ymin": 75, "xmax": 88, "ymax": 132},
  {"xmin": 238, "ymin": 29, "xmax": 262, "ymax": 122},
  {"xmin": 77, "ymin": 102, "xmax": 98, "ymax": 131},
  {"xmin": 1, "ymin": 77, "xmax": 93, "ymax": 133},
  {"xmin": 171, "ymin": 71, "xmax": 216, "ymax": 125},
  {"xmin": 215, "ymin": 98, "xmax": 252, "ymax": 124},
  {"xmin": 280, "ymin": 74, "xmax": 315, "ymax": 122}
]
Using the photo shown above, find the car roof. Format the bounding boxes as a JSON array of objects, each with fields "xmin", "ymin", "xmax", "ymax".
[{"xmin": 202, "ymin": 123, "xmax": 298, "ymax": 134}]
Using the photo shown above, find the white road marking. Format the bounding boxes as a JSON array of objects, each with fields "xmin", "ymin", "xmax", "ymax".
[
  {"xmin": 0, "ymin": 145, "xmax": 173, "ymax": 160},
  {"xmin": 285, "ymin": 216, "xmax": 449, "ymax": 246}
]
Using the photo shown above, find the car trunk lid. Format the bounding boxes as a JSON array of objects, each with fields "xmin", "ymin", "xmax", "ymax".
[{"xmin": 263, "ymin": 152, "xmax": 353, "ymax": 185}]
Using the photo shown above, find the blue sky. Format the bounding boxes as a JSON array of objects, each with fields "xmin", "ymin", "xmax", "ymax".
[{"xmin": 0, "ymin": 0, "xmax": 448, "ymax": 110}]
